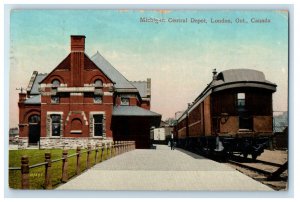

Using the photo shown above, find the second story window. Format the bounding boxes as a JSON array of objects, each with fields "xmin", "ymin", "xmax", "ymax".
[
  {"xmin": 51, "ymin": 96, "xmax": 60, "ymax": 104},
  {"xmin": 121, "ymin": 97, "xmax": 130, "ymax": 106},
  {"xmin": 94, "ymin": 95, "xmax": 103, "ymax": 104},
  {"xmin": 52, "ymin": 79, "xmax": 60, "ymax": 87},
  {"xmin": 94, "ymin": 79, "xmax": 103, "ymax": 88}
]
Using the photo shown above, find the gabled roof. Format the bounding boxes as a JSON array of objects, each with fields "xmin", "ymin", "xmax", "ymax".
[
  {"xmin": 113, "ymin": 106, "xmax": 161, "ymax": 117},
  {"xmin": 29, "ymin": 74, "xmax": 47, "ymax": 95},
  {"xmin": 91, "ymin": 52, "xmax": 137, "ymax": 90},
  {"xmin": 24, "ymin": 95, "xmax": 41, "ymax": 104},
  {"xmin": 131, "ymin": 81, "xmax": 148, "ymax": 98},
  {"xmin": 39, "ymin": 53, "xmax": 115, "ymax": 84}
]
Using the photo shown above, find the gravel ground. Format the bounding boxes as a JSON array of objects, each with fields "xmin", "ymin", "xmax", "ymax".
[
  {"xmin": 57, "ymin": 145, "xmax": 273, "ymax": 191},
  {"xmin": 257, "ymin": 149, "xmax": 288, "ymax": 164}
]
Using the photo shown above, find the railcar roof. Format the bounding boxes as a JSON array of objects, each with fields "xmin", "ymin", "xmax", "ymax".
[
  {"xmin": 176, "ymin": 68, "xmax": 277, "ymax": 122},
  {"xmin": 212, "ymin": 69, "xmax": 275, "ymax": 86}
]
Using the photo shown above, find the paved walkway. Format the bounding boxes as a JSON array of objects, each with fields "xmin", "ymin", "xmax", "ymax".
[{"xmin": 57, "ymin": 145, "xmax": 272, "ymax": 191}]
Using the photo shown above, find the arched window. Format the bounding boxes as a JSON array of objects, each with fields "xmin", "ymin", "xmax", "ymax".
[
  {"xmin": 28, "ymin": 114, "xmax": 40, "ymax": 124},
  {"xmin": 52, "ymin": 79, "xmax": 60, "ymax": 87},
  {"xmin": 94, "ymin": 79, "xmax": 103, "ymax": 87}
]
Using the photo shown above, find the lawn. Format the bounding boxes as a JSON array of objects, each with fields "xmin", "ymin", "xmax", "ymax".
[{"xmin": 9, "ymin": 147, "xmax": 110, "ymax": 189}]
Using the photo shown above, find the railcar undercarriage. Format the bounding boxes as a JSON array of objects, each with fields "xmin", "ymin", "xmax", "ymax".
[{"xmin": 177, "ymin": 136, "xmax": 272, "ymax": 160}]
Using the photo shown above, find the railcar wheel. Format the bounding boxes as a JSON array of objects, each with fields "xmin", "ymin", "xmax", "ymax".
[{"xmin": 243, "ymin": 152, "xmax": 248, "ymax": 159}]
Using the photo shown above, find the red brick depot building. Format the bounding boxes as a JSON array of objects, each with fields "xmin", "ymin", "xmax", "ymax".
[{"xmin": 18, "ymin": 35, "xmax": 161, "ymax": 149}]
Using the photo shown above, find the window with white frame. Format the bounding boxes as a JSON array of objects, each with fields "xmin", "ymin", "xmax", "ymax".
[
  {"xmin": 89, "ymin": 112, "xmax": 105, "ymax": 137},
  {"xmin": 51, "ymin": 114, "xmax": 61, "ymax": 137},
  {"xmin": 93, "ymin": 114, "xmax": 103, "ymax": 136}
]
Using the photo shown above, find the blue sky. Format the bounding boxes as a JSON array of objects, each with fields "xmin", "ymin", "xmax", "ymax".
[{"xmin": 9, "ymin": 10, "xmax": 288, "ymax": 127}]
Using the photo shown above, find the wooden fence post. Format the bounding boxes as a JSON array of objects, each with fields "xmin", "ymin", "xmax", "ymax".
[
  {"xmin": 119, "ymin": 141, "xmax": 121, "ymax": 154},
  {"xmin": 76, "ymin": 146, "xmax": 81, "ymax": 175},
  {"xmin": 106, "ymin": 143, "xmax": 110, "ymax": 159},
  {"xmin": 87, "ymin": 144, "xmax": 91, "ymax": 169},
  {"xmin": 21, "ymin": 156, "xmax": 30, "ymax": 189},
  {"xmin": 111, "ymin": 142, "xmax": 114, "ymax": 158},
  {"xmin": 45, "ymin": 152, "xmax": 52, "ymax": 189},
  {"xmin": 110, "ymin": 142, "xmax": 113, "ymax": 158},
  {"xmin": 101, "ymin": 143, "xmax": 105, "ymax": 162},
  {"xmin": 95, "ymin": 143, "xmax": 100, "ymax": 164},
  {"xmin": 61, "ymin": 149, "xmax": 68, "ymax": 183},
  {"xmin": 120, "ymin": 141, "xmax": 123, "ymax": 154},
  {"xmin": 116, "ymin": 141, "xmax": 119, "ymax": 156},
  {"xmin": 106, "ymin": 142, "xmax": 110, "ymax": 159}
]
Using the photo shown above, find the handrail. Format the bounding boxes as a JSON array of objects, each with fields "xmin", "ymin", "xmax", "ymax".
[
  {"xmin": 29, "ymin": 162, "xmax": 48, "ymax": 169},
  {"xmin": 9, "ymin": 167, "xmax": 21, "ymax": 170}
]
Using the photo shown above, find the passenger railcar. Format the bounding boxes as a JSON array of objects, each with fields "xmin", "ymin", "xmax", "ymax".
[{"xmin": 175, "ymin": 69, "xmax": 277, "ymax": 159}]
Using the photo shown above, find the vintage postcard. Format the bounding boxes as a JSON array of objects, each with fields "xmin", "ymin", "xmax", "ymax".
[{"xmin": 8, "ymin": 9, "xmax": 288, "ymax": 193}]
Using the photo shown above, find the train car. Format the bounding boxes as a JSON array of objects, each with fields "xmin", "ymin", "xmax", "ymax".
[{"xmin": 175, "ymin": 69, "xmax": 277, "ymax": 160}]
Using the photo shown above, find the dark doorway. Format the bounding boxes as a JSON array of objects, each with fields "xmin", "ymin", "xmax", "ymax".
[{"xmin": 28, "ymin": 115, "xmax": 41, "ymax": 144}]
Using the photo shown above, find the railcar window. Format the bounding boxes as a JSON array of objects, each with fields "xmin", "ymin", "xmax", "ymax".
[{"xmin": 237, "ymin": 93, "xmax": 245, "ymax": 108}]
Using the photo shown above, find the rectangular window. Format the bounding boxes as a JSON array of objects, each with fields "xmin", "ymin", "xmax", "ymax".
[
  {"xmin": 51, "ymin": 114, "xmax": 61, "ymax": 136},
  {"xmin": 121, "ymin": 97, "xmax": 129, "ymax": 105},
  {"xmin": 51, "ymin": 96, "xmax": 60, "ymax": 104},
  {"xmin": 93, "ymin": 114, "xmax": 103, "ymax": 136},
  {"xmin": 94, "ymin": 96, "xmax": 103, "ymax": 104}
]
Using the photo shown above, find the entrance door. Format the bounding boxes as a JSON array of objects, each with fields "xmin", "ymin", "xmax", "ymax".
[{"xmin": 28, "ymin": 115, "xmax": 41, "ymax": 144}]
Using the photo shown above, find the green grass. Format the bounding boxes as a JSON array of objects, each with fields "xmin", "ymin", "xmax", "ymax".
[{"xmin": 9, "ymin": 148, "xmax": 110, "ymax": 189}]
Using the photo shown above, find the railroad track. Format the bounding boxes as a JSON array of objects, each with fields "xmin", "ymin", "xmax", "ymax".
[
  {"xmin": 227, "ymin": 156, "xmax": 288, "ymax": 180},
  {"xmin": 227, "ymin": 159, "xmax": 274, "ymax": 176}
]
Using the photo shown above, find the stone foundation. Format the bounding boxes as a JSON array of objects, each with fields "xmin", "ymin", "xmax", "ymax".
[
  {"xmin": 17, "ymin": 137, "xmax": 113, "ymax": 149},
  {"xmin": 18, "ymin": 137, "xmax": 29, "ymax": 149},
  {"xmin": 39, "ymin": 137, "xmax": 113, "ymax": 149}
]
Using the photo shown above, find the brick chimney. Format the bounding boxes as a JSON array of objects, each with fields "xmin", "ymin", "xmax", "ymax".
[{"xmin": 70, "ymin": 35, "xmax": 86, "ymax": 87}]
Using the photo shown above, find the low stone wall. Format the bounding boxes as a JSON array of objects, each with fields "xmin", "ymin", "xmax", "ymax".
[{"xmin": 39, "ymin": 137, "xmax": 113, "ymax": 149}]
